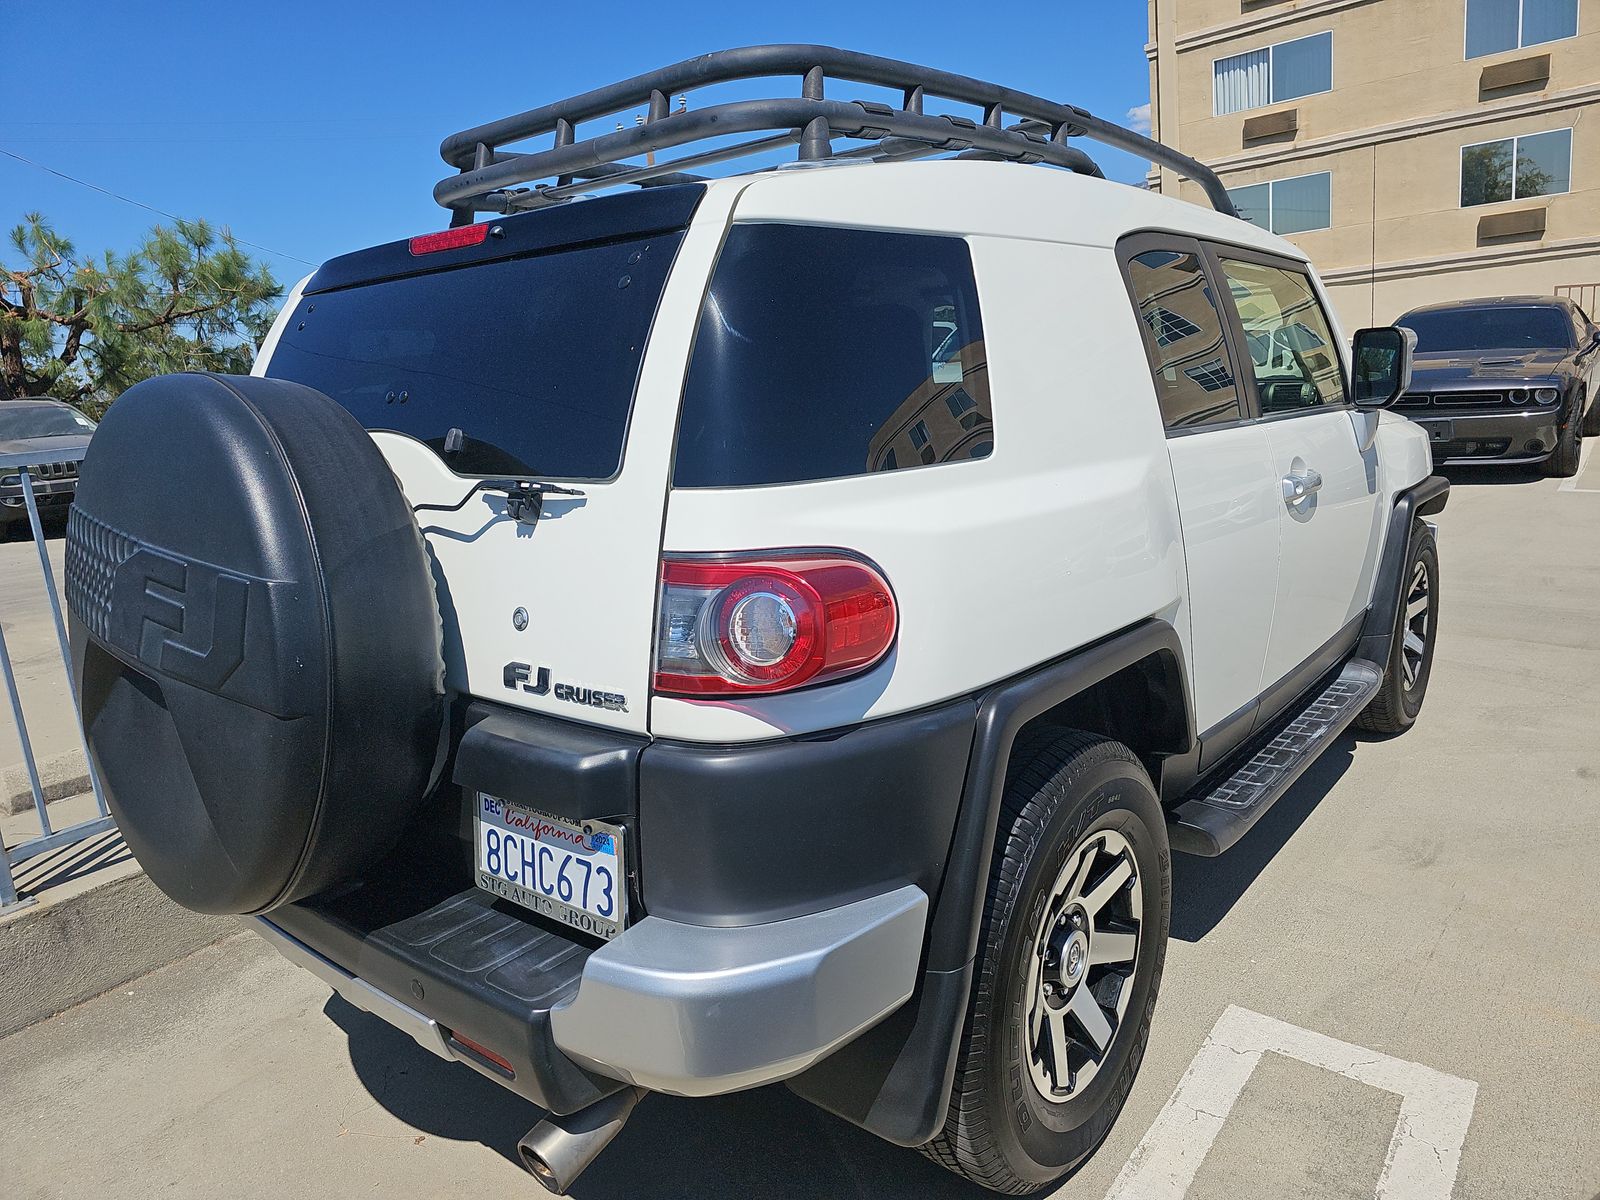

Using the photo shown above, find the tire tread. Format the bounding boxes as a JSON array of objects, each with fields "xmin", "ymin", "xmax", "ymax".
[{"xmin": 919, "ymin": 729, "xmax": 1149, "ymax": 1194}]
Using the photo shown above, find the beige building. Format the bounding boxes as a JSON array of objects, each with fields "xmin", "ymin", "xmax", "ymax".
[{"xmin": 1146, "ymin": 0, "xmax": 1600, "ymax": 330}]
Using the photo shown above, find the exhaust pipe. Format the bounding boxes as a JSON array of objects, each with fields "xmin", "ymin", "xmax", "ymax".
[{"xmin": 518, "ymin": 1086, "xmax": 648, "ymax": 1194}]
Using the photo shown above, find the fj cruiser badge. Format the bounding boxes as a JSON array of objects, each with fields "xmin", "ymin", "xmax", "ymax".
[{"xmin": 503, "ymin": 662, "xmax": 628, "ymax": 712}]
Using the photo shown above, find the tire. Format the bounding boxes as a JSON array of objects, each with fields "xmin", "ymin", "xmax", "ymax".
[
  {"xmin": 1356, "ymin": 520, "xmax": 1439, "ymax": 735},
  {"xmin": 921, "ymin": 730, "xmax": 1170, "ymax": 1194},
  {"xmin": 1546, "ymin": 396, "xmax": 1582, "ymax": 478},
  {"xmin": 1582, "ymin": 389, "xmax": 1600, "ymax": 439}
]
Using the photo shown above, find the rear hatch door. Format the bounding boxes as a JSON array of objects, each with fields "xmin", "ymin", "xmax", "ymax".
[{"xmin": 257, "ymin": 186, "xmax": 722, "ymax": 735}]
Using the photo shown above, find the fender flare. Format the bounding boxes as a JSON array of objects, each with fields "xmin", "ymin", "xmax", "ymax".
[
  {"xmin": 1356, "ymin": 475, "xmax": 1450, "ymax": 667},
  {"xmin": 788, "ymin": 618, "xmax": 1191, "ymax": 1146}
]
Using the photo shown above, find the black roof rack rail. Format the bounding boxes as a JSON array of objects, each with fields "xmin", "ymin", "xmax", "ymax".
[{"xmin": 434, "ymin": 44, "xmax": 1238, "ymax": 224}]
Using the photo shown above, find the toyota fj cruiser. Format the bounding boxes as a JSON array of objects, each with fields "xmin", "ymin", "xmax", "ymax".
[{"xmin": 64, "ymin": 47, "xmax": 1446, "ymax": 1195}]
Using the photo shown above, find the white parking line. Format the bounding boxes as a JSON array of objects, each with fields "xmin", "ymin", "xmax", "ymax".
[
  {"xmin": 1557, "ymin": 437, "xmax": 1597, "ymax": 492},
  {"xmin": 1102, "ymin": 1006, "xmax": 1478, "ymax": 1200}
]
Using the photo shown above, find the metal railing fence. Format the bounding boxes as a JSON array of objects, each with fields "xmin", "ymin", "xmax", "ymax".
[
  {"xmin": 0, "ymin": 444, "xmax": 112, "ymax": 914},
  {"xmin": 1555, "ymin": 283, "xmax": 1600, "ymax": 315}
]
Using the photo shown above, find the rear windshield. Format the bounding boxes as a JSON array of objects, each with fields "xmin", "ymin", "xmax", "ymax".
[
  {"xmin": 265, "ymin": 231, "xmax": 684, "ymax": 479},
  {"xmin": 1398, "ymin": 305, "xmax": 1572, "ymax": 353},
  {"xmin": 673, "ymin": 223, "xmax": 991, "ymax": 488}
]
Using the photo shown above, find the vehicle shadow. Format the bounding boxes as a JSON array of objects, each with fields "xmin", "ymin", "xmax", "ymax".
[
  {"xmin": 1170, "ymin": 733, "xmax": 1355, "ymax": 942},
  {"xmin": 1437, "ymin": 463, "xmax": 1544, "ymax": 487},
  {"xmin": 1, "ymin": 512, "xmax": 69, "ymax": 542},
  {"xmin": 326, "ymin": 995, "xmax": 989, "ymax": 1199}
]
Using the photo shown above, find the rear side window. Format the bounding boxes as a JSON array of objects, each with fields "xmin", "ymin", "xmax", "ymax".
[
  {"xmin": 1126, "ymin": 249, "xmax": 1245, "ymax": 430},
  {"xmin": 265, "ymin": 231, "xmax": 683, "ymax": 479},
  {"xmin": 672, "ymin": 224, "xmax": 991, "ymax": 488}
]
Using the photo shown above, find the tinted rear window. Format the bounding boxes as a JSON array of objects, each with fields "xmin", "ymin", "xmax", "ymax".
[
  {"xmin": 265, "ymin": 231, "xmax": 683, "ymax": 479},
  {"xmin": 673, "ymin": 224, "xmax": 991, "ymax": 488},
  {"xmin": 1398, "ymin": 305, "xmax": 1573, "ymax": 353}
]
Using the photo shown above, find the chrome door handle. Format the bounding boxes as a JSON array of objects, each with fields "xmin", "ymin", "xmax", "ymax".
[{"xmin": 1282, "ymin": 469, "xmax": 1323, "ymax": 505}]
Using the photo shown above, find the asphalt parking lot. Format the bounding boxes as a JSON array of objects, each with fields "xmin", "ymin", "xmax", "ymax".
[{"xmin": 2, "ymin": 450, "xmax": 1598, "ymax": 1200}]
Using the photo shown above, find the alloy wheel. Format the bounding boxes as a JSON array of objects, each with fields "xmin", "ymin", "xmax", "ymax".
[
  {"xmin": 1024, "ymin": 828, "xmax": 1142, "ymax": 1102},
  {"xmin": 1401, "ymin": 558, "xmax": 1432, "ymax": 692}
]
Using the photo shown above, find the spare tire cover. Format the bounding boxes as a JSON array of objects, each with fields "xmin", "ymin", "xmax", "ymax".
[{"xmin": 65, "ymin": 373, "xmax": 446, "ymax": 915}]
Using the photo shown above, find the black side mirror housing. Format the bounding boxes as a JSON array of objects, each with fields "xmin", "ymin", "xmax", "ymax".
[{"xmin": 1352, "ymin": 326, "xmax": 1417, "ymax": 408}]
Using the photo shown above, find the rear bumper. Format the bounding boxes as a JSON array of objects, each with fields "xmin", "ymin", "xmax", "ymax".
[
  {"xmin": 1410, "ymin": 408, "xmax": 1561, "ymax": 464},
  {"xmin": 259, "ymin": 696, "xmax": 966, "ymax": 1115},
  {"xmin": 549, "ymin": 886, "xmax": 927, "ymax": 1095},
  {"xmin": 252, "ymin": 917, "xmax": 455, "ymax": 1060},
  {"xmin": 255, "ymin": 883, "xmax": 926, "ymax": 1102}
]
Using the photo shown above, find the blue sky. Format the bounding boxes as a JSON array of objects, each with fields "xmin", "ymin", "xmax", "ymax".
[{"xmin": 3, "ymin": 1, "xmax": 1153, "ymax": 287}]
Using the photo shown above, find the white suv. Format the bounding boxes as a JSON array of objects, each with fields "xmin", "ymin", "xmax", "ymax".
[{"xmin": 63, "ymin": 46, "xmax": 1446, "ymax": 1196}]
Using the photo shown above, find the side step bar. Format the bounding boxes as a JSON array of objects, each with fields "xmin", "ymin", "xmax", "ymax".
[{"xmin": 1169, "ymin": 659, "xmax": 1382, "ymax": 857}]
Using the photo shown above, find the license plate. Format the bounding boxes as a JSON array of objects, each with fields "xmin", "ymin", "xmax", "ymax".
[
  {"xmin": 1417, "ymin": 419, "xmax": 1454, "ymax": 442},
  {"xmin": 474, "ymin": 794, "xmax": 626, "ymax": 940}
]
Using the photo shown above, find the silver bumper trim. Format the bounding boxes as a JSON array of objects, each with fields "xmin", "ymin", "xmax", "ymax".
[
  {"xmin": 549, "ymin": 885, "xmax": 929, "ymax": 1097},
  {"xmin": 249, "ymin": 916, "xmax": 454, "ymax": 1061}
]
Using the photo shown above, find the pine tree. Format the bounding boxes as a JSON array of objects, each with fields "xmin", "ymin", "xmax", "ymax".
[{"xmin": 0, "ymin": 213, "xmax": 281, "ymax": 412}]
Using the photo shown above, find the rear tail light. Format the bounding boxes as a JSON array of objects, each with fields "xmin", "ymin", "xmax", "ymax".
[
  {"xmin": 408, "ymin": 223, "xmax": 489, "ymax": 255},
  {"xmin": 654, "ymin": 552, "xmax": 896, "ymax": 696}
]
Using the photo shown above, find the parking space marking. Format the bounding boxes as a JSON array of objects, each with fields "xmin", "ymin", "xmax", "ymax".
[
  {"xmin": 1558, "ymin": 437, "xmax": 1598, "ymax": 492},
  {"xmin": 1102, "ymin": 1006, "xmax": 1478, "ymax": 1200}
]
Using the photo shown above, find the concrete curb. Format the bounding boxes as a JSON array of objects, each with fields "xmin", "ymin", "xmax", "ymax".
[
  {"xmin": 2, "ymin": 750, "xmax": 92, "ymax": 817},
  {"xmin": 0, "ymin": 869, "xmax": 237, "ymax": 1037}
]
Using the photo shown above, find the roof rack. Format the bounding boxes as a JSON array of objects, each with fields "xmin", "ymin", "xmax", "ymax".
[{"xmin": 434, "ymin": 44, "xmax": 1238, "ymax": 223}]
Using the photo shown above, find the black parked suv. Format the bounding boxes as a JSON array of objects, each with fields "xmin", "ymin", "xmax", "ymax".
[
  {"xmin": 0, "ymin": 398, "xmax": 97, "ymax": 537},
  {"xmin": 1394, "ymin": 295, "xmax": 1599, "ymax": 476}
]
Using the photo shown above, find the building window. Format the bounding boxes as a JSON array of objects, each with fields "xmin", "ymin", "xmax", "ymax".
[
  {"xmin": 1183, "ymin": 359, "xmax": 1236, "ymax": 393},
  {"xmin": 1143, "ymin": 306, "xmax": 1204, "ymax": 347},
  {"xmin": 1460, "ymin": 128, "xmax": 1572, "ymax": 205},
  {"xmin": 1466, "ymin": 0, "xmax": 1578, "ymax": 59},
  {"xmin": 1228, "ymin": 172, "xmax": 1333, "ymax": 234},
  {"xmin": 1214, "ymin": 32, "xmax": 1333, "ymax": 116}
]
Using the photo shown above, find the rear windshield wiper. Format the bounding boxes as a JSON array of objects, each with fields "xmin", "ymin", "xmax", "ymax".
[
  {"xmin": 412, "ymin": 426, "xmax": 585, "ymax": 525},
  {"xmin": 414, "ymin": 477, "xmax": 584, "ymax": 526}
]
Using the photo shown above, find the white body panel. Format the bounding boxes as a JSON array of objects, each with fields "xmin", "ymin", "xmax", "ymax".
[
  {"xmin": 1261, "ymin": 411, "xmax": 1383, "ymax": 687},
  {"xmin": 253, "ymin": 160, "xmax": 1433, "ymax": 748},
  {"xmin": 1163, "ymin": 426, "xmax": 1280, "ymax": 734},
  {"xmin": 254, "ymin": 183, "xmax": 748, "ymax": 734},
  {"xmin": 653, "ymin": 234, "xmax": 1186, "ymax": 742}
]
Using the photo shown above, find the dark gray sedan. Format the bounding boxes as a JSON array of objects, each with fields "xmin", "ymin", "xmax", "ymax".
[
  {"xmin": 0, "ymin": 398, "xmax": 97, "ymax": 537},
  {"xmin": 1394, "ymin": 296, "xmax": 1599, "ymax": 477}
]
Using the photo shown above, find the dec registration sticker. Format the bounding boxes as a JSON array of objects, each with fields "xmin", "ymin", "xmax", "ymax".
[{"xmin": 475, "ymin": 793, "xmax": 626, "ymax": 940}]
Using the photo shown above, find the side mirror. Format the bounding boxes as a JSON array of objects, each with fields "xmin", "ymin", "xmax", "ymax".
[{"xmin": 1352, "ymin": 326, "xmax": 1416, "ymax": 408}]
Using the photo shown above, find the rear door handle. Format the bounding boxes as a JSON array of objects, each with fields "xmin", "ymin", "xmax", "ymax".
[{"xmin": 1282, "ymin": 469, "xmax": 1323, "ymax": 506}]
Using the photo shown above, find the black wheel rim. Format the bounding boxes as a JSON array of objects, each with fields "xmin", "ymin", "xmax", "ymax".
[
  {"xmin": 1024, "ymin": 829, "xmax": 1142, "ymax": 1103},
  {"xmin": 1402, "ymin": 557, "xmax": 1431, "ymax": 694}
]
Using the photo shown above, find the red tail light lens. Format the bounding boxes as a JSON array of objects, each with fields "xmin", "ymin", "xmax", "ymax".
[
  {"xmin": 408, "ymin": 223, "xmax": 489, "ymax": 255},
  {"xmin": 655, "ymin": 553, "xmax": 896, "ymax": 696}
]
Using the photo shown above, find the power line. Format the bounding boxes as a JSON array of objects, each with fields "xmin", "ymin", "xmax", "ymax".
[{"xmin": 0, "ymin": 147, "xmax": 315, "ymax": 266}]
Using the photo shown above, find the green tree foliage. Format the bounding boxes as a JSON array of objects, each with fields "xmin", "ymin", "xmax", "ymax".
[{"xmin": 0, "ymin": 213, "xmax": 281, "ymax": 412}]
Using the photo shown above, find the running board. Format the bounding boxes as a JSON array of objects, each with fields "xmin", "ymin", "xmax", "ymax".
[{"xmin": 1168, "ymin": 660, "xmax": 1382, "ymax": 857}]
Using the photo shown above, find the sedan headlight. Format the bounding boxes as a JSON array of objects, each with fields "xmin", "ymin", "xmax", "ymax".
[{"xmin": 1534, "ymin": 387, "xmax": 1560, "ymax": 404}]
